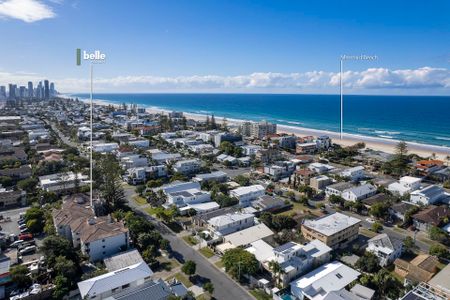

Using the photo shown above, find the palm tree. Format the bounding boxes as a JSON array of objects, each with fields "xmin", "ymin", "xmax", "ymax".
[{"xmin": 268, "ymin": 261, "xmax": 285, "ymax": 287}]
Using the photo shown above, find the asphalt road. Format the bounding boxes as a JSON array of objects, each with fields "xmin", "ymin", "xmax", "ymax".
[{"xmin": 124, "ymin": 186, "xmax": 254, "ymax": 300}]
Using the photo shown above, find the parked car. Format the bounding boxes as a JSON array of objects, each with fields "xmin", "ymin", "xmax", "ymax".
[
  {"xmin": 19, "ymin": 245, "xmax": 36, "ymax": 256},
  {"xmin": 19, "ymin": 233, "xmax": 33, "ymax": 241},
  {"xmin": 10, "ymin": 240, "xmax": 24, "ymax": 248},
  {"xmin": 19, "ymin": 228, "xmax": 29, "ymax": 234},
  {"xmin": 18, "ymin": 224, "xmax": 27, "ymax": 230}
]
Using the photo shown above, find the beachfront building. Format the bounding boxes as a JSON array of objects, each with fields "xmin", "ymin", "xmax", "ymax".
[
  {"xmin": 388, "ymin": 176, "xmax": 422, "ymax": 196},
  {"xmin": 229, "ymin": 184, "xmax": 266, "ymax": 207},
  {"xmin": 301, "ymin": 212, "xmax": 361, "ymax": 249},
  {"xmin": 290, "ymin": 261, "xmax": 361, "ymax": 300},
  {"xmin": 240, "ymin": 120, "xmax": 277, "ymax": 139},
  {"xmin": 316, "ymin": 135, "xmax": 332, "ymax": 149}
]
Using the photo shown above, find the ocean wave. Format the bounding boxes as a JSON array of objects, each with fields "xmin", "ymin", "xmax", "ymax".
[
  {"xmin": 374, "ymin": 130, "xmax": 401, "ymax": 135},
  {"xmin": 435, "ymin": 136, "xmax": 450, "ymax": 141},
  {"xmin": 377, "ymin": 135, "xmax": 394, "ymax": 139}
]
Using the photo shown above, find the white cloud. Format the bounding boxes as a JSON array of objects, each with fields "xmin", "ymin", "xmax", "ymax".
[
  {"xmin": 0, "ymin": 0, "xmax": 55, "ymax": 23},
  {"xmin": 1, "ymin": 66, "xmax": 449, "ymax": 94}
]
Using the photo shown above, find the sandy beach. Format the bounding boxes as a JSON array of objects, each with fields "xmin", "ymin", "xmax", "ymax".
[{"xmin": 84, "ymin": 97, "xmax": 450, "ymax": 160}]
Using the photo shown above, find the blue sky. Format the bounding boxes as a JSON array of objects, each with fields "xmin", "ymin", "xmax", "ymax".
[{"xmin": 0, "ymin": 0, "xmax": 449, "ymax": 94}]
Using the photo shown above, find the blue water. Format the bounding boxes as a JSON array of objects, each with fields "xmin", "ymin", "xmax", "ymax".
[{"xmin": 72, "ymin": 93, "xmax": 450, "ymax": 147}]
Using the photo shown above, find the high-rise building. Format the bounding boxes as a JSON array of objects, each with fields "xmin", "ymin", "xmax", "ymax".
[
  {"xmin": 44, "ymin": 80, "xmax": 50, "ymax": 99},
  {"xmin": 50, "ymin": 82, "xmax": 55, "ymax": 96},
  {"xmin": 8, "ymin": 84, "xmax": 16, "ymax": 99},
  {"xmin": 19, "ymin": 86, "xmax": 26, "ymax": 98},
  {"xmin": 37, "ymin": 81, "xmax": 43, "ymax": 99},
  {"xmin": 0, "ymin": 86, "xmax": 6, "ymax": 99},
  {"xmin": 240, "ymin": 120, "xmax": 277, "ymax": 139},
  {"xmin": 28, "ymin": 81, "xmax": 33, "ymax": 98}
]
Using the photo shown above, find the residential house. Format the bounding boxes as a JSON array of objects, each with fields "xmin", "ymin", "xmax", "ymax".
[
  {"xmin": 366, "ymin": 234, "xmax": 403, "ymax": 267},
  {"xmin": 220, "ymin": 223, "xmax": 273, "ymax": 249},
  {"xmin": 296, "ymin": 142, "xmax": 317, "ymax": 154},
  {"xmin": 339, "ymin": 166, "xmax": 365, "ymax": 182},
  {"xmin": 39, "ymin": 171, "xmax": 89, "ymax": 194},
  {"xmin": 316, "ymin": 135, "xmax": 332, "ymax": 150},
  {"xmin": 0, "ymin": 165, "xmax": 31, "ymax": 179},
  {"xmin": 193, "ymin": 171, "xmax": 228, "ymax": 183},
  {"xmin": 301, "ymin": 213, "xmax": 361, "ymax": 249},
  {"xmin": 173, "ymin": 159, "xmax": 201, "ymax": 175},
  {"xmin": 394, "ymin": 254, "xmax": 439, "ymax": 285},
  {"xmin": 389, "ymin": 201, "xmax": 418, "ymax": 222},
  {"xmin": 410, "ymin": 185, "xmax": 447, "ymax": 206},
  {"xmin": 341, "ymin": 184, "xmax": 377, "ymax": 202},
  {"xmin": 92, "ymin": 142, "xmax": 119, "ymax": 153},
  {"xmin": 264, "ymin": 240, "xmax": 332, "ymax": 287},
  {"xmin": 415, "ymin": 160, "xmax": 444, "ymax": 176},
  {"xmin": 325, "ymin": 182, "xmax": 355, "ymax": 198},
  {"xmin": 308, "ymin": 163, "xmax": 335, "ymax": 174},
  {"xmin": 229, "ymin": 184, "xmax": 266, "ymax": 207},
  {"xmin": 251, "ymin": 195, "xmax": 289, "ymax": 213},
  {"xmin": 78, "ymin": 250, "xmax": 154, "ymax": 299},
  {"xmin": 207, "ymin": 212, "xmax": 255, "ymax": 236},
  {"xmin": 388, "ymin": 176, "xmax": 422, "ymax": 196},
  {"xmin": 412, "ymin": 205, "xmax": 450, "ymax": 232},
  {"xmin": 289, "ymin": 261, "xmax": 360, "ymax": 300},
  {"xmin": 166, "ymin": 188, "xmax": 211, "ymax": 207}
]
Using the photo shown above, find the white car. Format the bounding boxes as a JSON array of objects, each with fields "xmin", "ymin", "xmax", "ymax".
[
  {"xmin": 365, "ymin": 217, "xmax": 375, "ymax": 224},
  {"xmin": 10, "ymin": 240, "xmax": 24, "ymax": 248},
  {"xmin": 19, "ymin": 245, "xmax": 36, "ymax": 256}
]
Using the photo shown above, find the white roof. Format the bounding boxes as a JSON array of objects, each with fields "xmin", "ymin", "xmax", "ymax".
[
  {"xmin": 303, "ymin": 212, "xmax": 361, "ymax": 236},
  {"xmin": 291, "ymin": 261, "xmax": 360, "ymax": 300},
  {"xmin": 224, "ymin": 223, "xmax": 273, "ymax": 247},
  {"xmin": 245, "ymin": 239, "xmax": 274, "ymax": 262},
  {"xmin": 208, "ymin": 212, "xmax": 254, "ymax": 227},
  {"xmin": 77, "ymin": 261, "xmax": 153, "ymax": 299},
  {"xmin": 187, "ymin": 201, "xmax": 220, "ymax": 211},
  {"xmin": 399, "ymin": 176, "xmax": 422, "ymax": 184},
  {"xmin": 230, "ymin": 184, "xmax": 265, "ymax": 196}
]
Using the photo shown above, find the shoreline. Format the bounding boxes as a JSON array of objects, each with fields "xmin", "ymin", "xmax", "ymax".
[{"xmin": 68, "ymin": 95, "xmax": 450, "ymax": 159}]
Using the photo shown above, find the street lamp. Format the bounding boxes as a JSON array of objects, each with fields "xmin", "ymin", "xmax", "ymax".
[{"xmin": 339, "ymin": 54, "xmax": 378, "ymax": 139}]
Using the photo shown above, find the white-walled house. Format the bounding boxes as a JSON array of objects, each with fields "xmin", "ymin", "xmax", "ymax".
[
  {"xmin": 39, "ymin": 172, "xmax": 89, "ymax": 194},
  {"xmin": 410, "ymin": 185, "xmax": 446, "ymax": 206},
  {"xmin": 340, "ymin": 166, "xmax": 365, "ymax": 181},
  {"xmin": 341, "ymin": 184, "xmax": 377, "ymax": 202},
  {"xmin": 92, "ymin": 142, "xmax": 119, "ymax": 153},
  {"xmin": 367, "ymin": 234, "xmax": 403, "ymax": 267},
  {"xmin": 207, "ymin": 212, "xmax": 255, "ymax": 236},
  {"xmin": 173, "ymin": 159, "xmax": 202, "ymax": 175},
  {"xmin": 388, "ymin": 176, "xmax": 422, "ymax": 196},
  {"xmin": 230, "ymin": 184, "xmax": 265, "ymax": 207},
  {"xmin": 290, "ymin": 261, "xmax": 360, "ymax": 300},
  {"xmin": 167, "ymin": 188, "xmax": 211, "ymax": 207}
]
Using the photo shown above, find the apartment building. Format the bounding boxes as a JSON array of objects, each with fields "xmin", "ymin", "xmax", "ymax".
[
  {"xmin": 301, "ymin": 212, "xmax": 361, "ymax": 249},
  {"xmin": 229, "ymin": 184, "xmax": 265, "ymax": 207}
]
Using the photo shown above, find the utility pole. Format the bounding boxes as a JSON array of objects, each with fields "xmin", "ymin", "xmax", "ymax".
[{"xmin": 90, "ymin": 63, "xmax": 94, "ymax": 207}]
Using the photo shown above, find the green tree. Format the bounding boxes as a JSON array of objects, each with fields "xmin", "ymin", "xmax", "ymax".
[
  {"xmin": 429, "ymin": 244, "xmax": 449, "ymax": 259},
  {"xmin": 234, "ymin": 175, "xmax": 250, "ymax": 186},
  {"xmin": 11, "ymin": 265, "xmax": 31, "ymax": 288},
  {"xmin": 369, "ymin": 202, "xmax": 390, "ymax": 220},
  {"xmin": 221, "ymin": 248, "xmax": 259, "ymax": 281},
  {"xmin": 41, "ymin": 235, "xmax": 79, "ymax": 265},
  {"xmin": 181, "ymin": 260, "xmax": 197, "ymax": 277},
  {"xmin": 429, "ymin": 226, "xmax": 448, "ymax": 243},
  {"xmin": 52, "ymin": 275, "xmax": 70, "ymax": 300},
  {"xmin": 96, "ymin": 154, "xmax": 126, "ymax": 212},
  {"xmin": 54, "ymin": 256, "xmax": 77, "ymax": 280},
  {"xmin": 356, "ymin": 252, "xmax": 381, "ymax": 273},
  {"xmin": 371, "ymin": 221, "xmax": 383, "ymax": 233},
  {"xmin": 403, "ymin": 236, "xmax": 416, "ymax": 254},
  {"xmin": 17, "ymin": 177, "xmax": 38, "ymax": 193},
  {"xmin": 203, "ymin": 282, "xmax": 214, "ymax": 294}
]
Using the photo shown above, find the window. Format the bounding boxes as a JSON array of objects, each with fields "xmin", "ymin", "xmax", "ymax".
[
  {"xmin": 336, "ymin": 273, "xmax": 343, "ymax": 279},
  {"xmin": 122, "ymin": 284, "xmax": 130, "ymax": 289}
]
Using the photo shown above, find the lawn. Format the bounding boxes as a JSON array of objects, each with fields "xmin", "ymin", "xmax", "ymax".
[
  {"xmin": 145, "ymin": 206, "xmax": 159, "ymax": 216},
  {"xmin": 359, "ymin": 228, "xmax": 377, "ymax": 238},
  {"xmin": 250, "ymin": 289, "xmax": 272, "ymax": 300},
  {"xmin": 199, "ymin": 247, "xmax": 215, "ymax": 258},
  {"xmin": 166, "ymin": 272, "xmax": 193, "ymax": 288},
  {"xmin": 133, "ymin": 195, "xmax": 147, "ymax": 206},
  {"xmin": 183, "ymin": 235, "xmax": 199, "ymax": 246},
  {"xmin": 157, "ymin": 256, "xmax": 180, "ymax": 271}
]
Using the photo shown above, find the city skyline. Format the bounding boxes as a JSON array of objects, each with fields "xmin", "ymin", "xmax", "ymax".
[{"xmin": 0, "ymin": 0, "xmax": 449, "ymax": 95}]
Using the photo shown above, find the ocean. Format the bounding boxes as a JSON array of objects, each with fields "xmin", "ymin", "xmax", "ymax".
[{"xmin": 71, "ymin": 93, "xmax": 450, "ymax": 148}]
